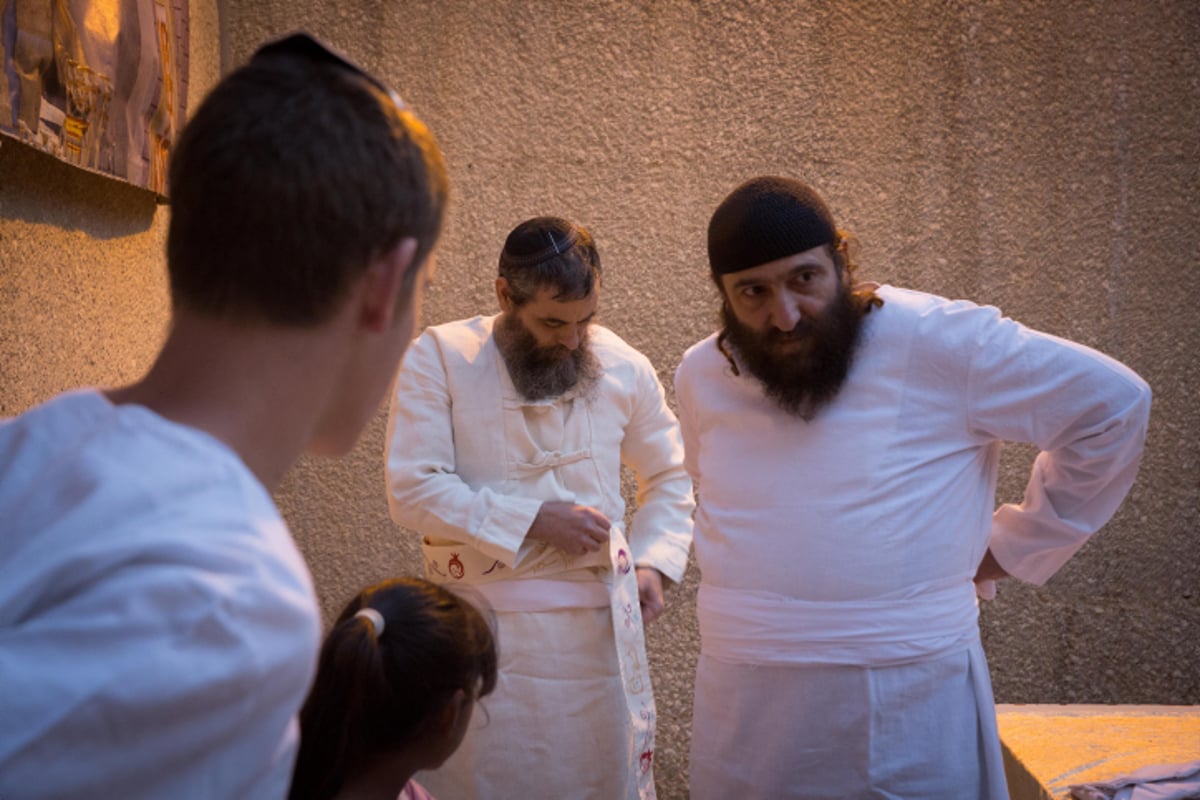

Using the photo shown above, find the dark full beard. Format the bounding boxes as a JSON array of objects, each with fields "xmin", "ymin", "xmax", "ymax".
[
  {"xmin": 720, "ymin": 285, "xmax": 866, "ymax": 421},
  {"xmin": 494, "ymin": 312, "xmax": 602, "ymax": 401}
]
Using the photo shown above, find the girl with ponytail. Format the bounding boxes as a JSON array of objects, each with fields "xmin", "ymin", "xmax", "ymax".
[{"xmin": 289, "ymin": 577, "xmax": 497, "ymax": 800}]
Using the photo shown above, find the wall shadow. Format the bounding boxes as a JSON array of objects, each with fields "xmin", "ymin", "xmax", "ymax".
[{"xmin": 0, "ymin": 137, "xmax": 159, "ymax": 240}]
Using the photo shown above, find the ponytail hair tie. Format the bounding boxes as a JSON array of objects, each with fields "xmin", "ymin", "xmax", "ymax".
[{"xmin": 354, "ymin": 607, "xmax": 385, "ymax": 638}]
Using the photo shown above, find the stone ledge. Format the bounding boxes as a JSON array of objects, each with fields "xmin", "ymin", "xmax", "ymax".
[{"xmin": 996, "ymin": 704, "xmax": 1200, "ymax": 800}]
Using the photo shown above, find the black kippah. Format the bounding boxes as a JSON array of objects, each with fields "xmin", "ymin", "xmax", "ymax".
[
  {"xmin": 500, "ymin": 217, "xmax": 581, "ymax": 267},
  {"xmin": 707, "ymin": 176, "xmax": 837, "ymax": 276}
]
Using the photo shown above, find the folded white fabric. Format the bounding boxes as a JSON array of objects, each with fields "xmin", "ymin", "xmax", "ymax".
[{"xmin": 1069, "ymin": 760, "xmax": 1200, "ymax": 800}]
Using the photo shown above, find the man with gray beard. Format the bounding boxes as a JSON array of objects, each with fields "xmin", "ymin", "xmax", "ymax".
[
  {"xmin": 676, "ymin": 176, "xmax": 1150, "ymax": 800},
  {"xmin": 385, "ymin": 216, "xmax": 694, "ymax": 800}
]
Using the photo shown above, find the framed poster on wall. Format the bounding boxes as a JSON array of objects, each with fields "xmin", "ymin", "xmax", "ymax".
[{"xmin": 0, "ymin": 0, "xmax": 189, "ymax": 198}]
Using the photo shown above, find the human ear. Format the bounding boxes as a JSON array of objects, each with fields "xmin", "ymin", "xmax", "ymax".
[
  {"xmin": 444, "ymin": 688, "xmax": 472, "ymax": 730},
  {"xmin": 361, "ymin": 237, "xmax": 419, "ymax": 332},
  {"xmin": 425, "ymin": 688, "xmax": 475, "ymax": 768},
  {"xmin": 495, "ymin": 277, "xmax": 514, "ymax": 313}
]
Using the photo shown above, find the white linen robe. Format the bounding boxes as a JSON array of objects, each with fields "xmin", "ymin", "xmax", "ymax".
[
  {"xmin": 674, "ymin": 286, "xmax": 1151, "ymax": 800},
  {"xmin": 386, "ymin": 316, "xmax": 695, "ymax": 800},
  {"xmin": 0, "ymin": 390, "xmax": 320, "ymax": 800}
]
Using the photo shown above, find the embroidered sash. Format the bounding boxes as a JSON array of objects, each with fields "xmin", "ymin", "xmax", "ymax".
[{"xmin": 607, "ymin": 527, "xmax": 657, "ymax": 799}]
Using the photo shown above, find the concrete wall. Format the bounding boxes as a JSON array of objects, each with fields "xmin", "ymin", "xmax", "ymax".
[{"xmin": 4, "ymin": 1, "xmax": 1197, "ymax": 797}]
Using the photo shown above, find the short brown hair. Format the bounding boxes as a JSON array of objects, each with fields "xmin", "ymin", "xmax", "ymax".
[{"xmin": 166, "ymin": 35, "xmax": 448, "ymax": 325}]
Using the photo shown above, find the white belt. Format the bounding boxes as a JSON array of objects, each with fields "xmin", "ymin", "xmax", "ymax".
[
  {"xmin": 698, "ymin": 579, "xmax": 980, "ymax": 668},
  {"xmin": 474, "ymin": 577, "xmax": 609, "ymax": 612}
]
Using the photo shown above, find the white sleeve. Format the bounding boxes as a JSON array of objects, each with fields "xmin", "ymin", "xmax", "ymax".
[
  {"xmin": 965, "ymin": 310, "xmax": 1152, "ymax": 584},
  {"xmin": 385, "ymin": 332, "xmax": 542, "ymax": 566},
  {"xmin": 0, "ymin": 548, "xmax": 317, "ymax": 799},
  {"xmin": 622, "ymin": 360, "xmax": 695, "ymax": 583}
]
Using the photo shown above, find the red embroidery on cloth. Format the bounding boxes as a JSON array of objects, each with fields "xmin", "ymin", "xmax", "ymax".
[
  {"xmin": 448, "ymin": 553, "xmax": 465, "ymax": 580},
  {"xmin": 639, "ymin": 704, "xmax": 656, "ymax": 774}
]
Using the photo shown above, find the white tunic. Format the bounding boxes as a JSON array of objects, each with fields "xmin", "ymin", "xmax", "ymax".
[
  {"xmin": 386, "ymin": 316, "xmax": 694, "ymax": 800},
  {"xmin": 674, "ymin": 286, "xmax": 1151, "ymax": 800},
  {"xmin": 0, "ymin": 390, "xmax": 321, "ymax": 800}
]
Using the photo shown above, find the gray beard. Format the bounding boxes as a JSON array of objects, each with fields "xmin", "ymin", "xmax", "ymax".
[{"xmin": 494, "ymin": 312, "xmax": 601, "ymax": 401}]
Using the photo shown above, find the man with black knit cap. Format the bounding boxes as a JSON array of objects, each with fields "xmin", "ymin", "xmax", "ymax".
[
  {"xmin": 674, "ymin": 176, "xmax": 1151, "ymax": 799},
  {"xmin": 386, "ymin": 216, "xmax": 694, "ymax": 800}
]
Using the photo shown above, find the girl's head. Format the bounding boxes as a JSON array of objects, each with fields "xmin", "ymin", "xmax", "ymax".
[{"xmin": 290, "ymin": 577, "xmax": 498, "ymax": 800}]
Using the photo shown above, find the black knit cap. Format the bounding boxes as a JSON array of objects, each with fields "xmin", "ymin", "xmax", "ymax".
[{"xmin": 707, "ymin": 176, "xmax": 837, "ymax": 276}]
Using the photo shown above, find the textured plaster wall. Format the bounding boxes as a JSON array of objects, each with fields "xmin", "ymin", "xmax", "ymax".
[
  {"xmin": 0, "ymin": 0, "xmax": 222, "ymax": 414},
  {"xmin": 227, "ymin": 4, "xmax": 1200, "ymax": 795},
  {"xmin": 3, "ymin": 1, "xmax": 1197, "ymax": 797}
]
